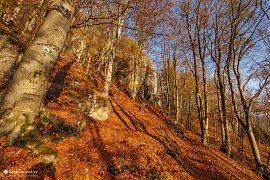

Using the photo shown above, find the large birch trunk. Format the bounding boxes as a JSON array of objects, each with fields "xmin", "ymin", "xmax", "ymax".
[{"xmin": 0, "ymin": 0, "xmax": 75, "ymax": 146}]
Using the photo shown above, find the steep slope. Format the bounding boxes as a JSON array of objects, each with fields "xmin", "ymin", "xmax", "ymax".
[{"xmin": 0, "ymin": 57, "xmax": 261, "ymax": 180}]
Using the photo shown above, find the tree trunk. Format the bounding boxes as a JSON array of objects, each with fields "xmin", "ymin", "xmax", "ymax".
[
  {"xmin": 130, "ymin": 47, "xmax": 141, "ymax": 100},
  {"xmin": 186, "ymin": 93, "xmax": 192, "ymax": 131},
  {"xmin": 0, "ymin": 34, "xmax": 21, "ymax": 91},
  {"xmin": 102, "ymin": 35, "xmax": 114, "ymax": 98},
  {"xmin": 186, "ymin": 7, "xmax": 205, "ymax": 145},
  {"xmin": 103, "ymin": 0, "xmax": 130, "ymax": 98},
  {"xmin": 165, "ymin": 56, "xmax": 171, "ymax": 112},
  {"xmin": 214, "ymin": 114, "xmax": 217, "ymax": 141},
  {"xmin": 175, "ymin": 85, "xmax": 179, "ymax": 124},
  {"xmin": 0, "ymin": 0, "xmax": 75, "ymax": 146},
  {"xmin": 245, "ymin": 112, "xmax": 264, "ymax": 170},
  {"xmin": 202, "ymin": 119, "xmax": 208, "ymax": 146},
  {"xmin": 227, "ymin": 49, "xmax": 265, "ymax": 171},
  {"xmin": 217, "ymin": 90, "xmax": 225, "ymax": 142},
  {"xmin": 161, "ymin": 38, "xmax": 171, "ymax": 111},
  {"xmin": 173, "ymin": 44, "xmax": 179, "ymax": 124},
  {"xmin": 201, "ymin": 58, "xmax": 209, "ymax": 146},
  {"xmin": 246, "ymin": 125, "xmax": 264, "ymax": 169},
  {"xmin": 218, "ymin": 71, "xmax": 231, "ymax": 156}
]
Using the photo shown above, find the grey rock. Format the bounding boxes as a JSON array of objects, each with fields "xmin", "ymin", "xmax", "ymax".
[{"xmin": 78, "ymin": 94, "xmax": 111, "ymax": 121}]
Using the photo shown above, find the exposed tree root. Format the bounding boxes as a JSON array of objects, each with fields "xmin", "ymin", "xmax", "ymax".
[
  {"xmin": 0, "ymin": 109, "xmax": 35, "ymax": 146},
  {"xmin": 254, "ymin": 164, "xmax": 270, "ymax": 180},
  {"xmin": 0, "ymin": 108, "xmax": 84, "ymax": 163}
]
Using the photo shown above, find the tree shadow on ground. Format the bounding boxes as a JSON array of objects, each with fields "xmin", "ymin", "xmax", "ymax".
[
  {"xmin": 40, "ymin": 109, "xmax": 79, "ymax": 142},
  {"xmin": 45, "ymin": 59, "xmax": 75, "ymax": 105},
  {"xmin": 111, "ymin": 98, "xmax": 185, "ymax": 175},
  {"xmin": 145, "ymin": 103, "xmax": 185, "ymax": 139},
  {"xmin": 85, "ymin": 116, "xmax": 142, "ymax": 179},
  {"xmin": 87, "ymin": 117, "xmax": 116, "ymax": 179},
  {"xmin": 111, "ymin": 98, "xmax": 257, "ymax": 179}
]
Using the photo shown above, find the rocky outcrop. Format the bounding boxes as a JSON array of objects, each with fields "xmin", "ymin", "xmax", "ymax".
[
  {"xmin": 78, "ymin": 94, "xmax": 112, "ymax": 121},
  {"xmin": 113, "ymin": 47, "xmax": 160, "ymax": 103},
  {"xmin": 62, "ymin": 33, "xmax": 161, "ymax": 120},
  {"xmin": 144, "ymin": 65, "xmax": 159, "ymax": 102}
]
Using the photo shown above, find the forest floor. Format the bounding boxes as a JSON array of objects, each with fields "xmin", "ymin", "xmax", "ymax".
[{"xmin": 0, "ymin": 55, "xmax": 268, "ymax": 180}]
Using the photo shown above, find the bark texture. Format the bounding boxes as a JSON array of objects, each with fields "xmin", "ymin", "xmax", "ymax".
[
  {"xmin": 0, "ymin": 0, "xmax": 75, "ymax": 146},
  {"xmin": 0, "ymin": 34, "xmax": 21, "ymax": 91}
]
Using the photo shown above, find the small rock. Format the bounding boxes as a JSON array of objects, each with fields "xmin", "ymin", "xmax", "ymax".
[
  {"xmin": 146, "ymin": 171, "xmax": 166, "ymax": 180},
  {"xmin": 128, "ymin": 164, "xmax": 139, "ymax": 173},
  {"xmin": 106, "ymin": 165, "xmax": 121, "ymax": 176}
]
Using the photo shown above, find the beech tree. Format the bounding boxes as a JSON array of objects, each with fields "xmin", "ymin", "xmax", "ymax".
[
  {"xmin": 161, "ymin": 37, "xmax": 172, "ymax": 114},
  {"xmin": 182, "ymin": 0, "xmax": 210, "ymax": 146},
  {"xmin": 103, "ymin": 0, "xmax": 131, "ymax": 98},
  {"xmin": 0, "ymin": 0, "xmax": 48, "ymax": 89},
  {"xmin": 0, "ymin": 0, "xmax": 76, "ymax": 147},
  {"xmin": 224, "ymin": 0, "xmax": 269, "ymax": 171},
  {"xmin": 160, "ymin": 36, "xmax": 181, "ymax": 123},
  {"xmin": 206, "ymin": 0, "xmax": 231, "ymax": 156}
]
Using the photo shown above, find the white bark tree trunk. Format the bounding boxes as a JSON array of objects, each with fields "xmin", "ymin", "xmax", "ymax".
[{"xmin": 0, "ymin": 0, "xmax": 75, "ymax": 146}]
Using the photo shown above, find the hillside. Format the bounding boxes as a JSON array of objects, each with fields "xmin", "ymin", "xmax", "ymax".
[
  {"xmin": 0, "ymin": 57, "xmax": 262, "ymax": 180},
  {"xmin": 1, "ymin": 0, "xmax": 270, "ymax": 179}
]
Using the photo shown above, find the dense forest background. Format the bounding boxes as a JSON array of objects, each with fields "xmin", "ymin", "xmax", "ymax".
[{"xmin": 0, "ymin": 0, "xmax": 270, "ymax": 179}]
